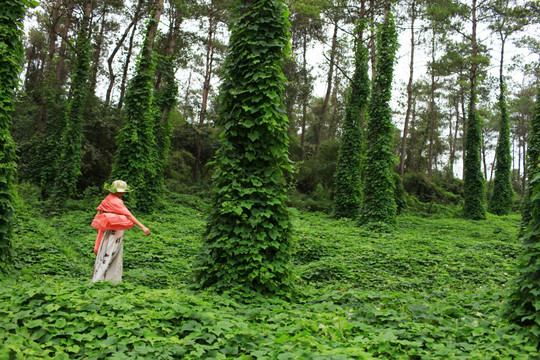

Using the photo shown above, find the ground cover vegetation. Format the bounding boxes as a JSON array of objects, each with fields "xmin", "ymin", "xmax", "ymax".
[{"xmin": 0, "ymin": 187, "xmax": 537, "ymax": 359}]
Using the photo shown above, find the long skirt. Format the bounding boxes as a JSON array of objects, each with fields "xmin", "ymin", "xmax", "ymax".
[{"xmin": 91, "ymin": 230, "xmax": 124, "ymax": 282}]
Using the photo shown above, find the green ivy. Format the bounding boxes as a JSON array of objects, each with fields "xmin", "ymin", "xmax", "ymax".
[
  {"xmin": 52, "ymin": 8, "xmax": 93, "ymax": 206},
  {"xmin": 463, "ymin": 111, "xmax": 487, "ymax": 220},
  {"xmin": 194, "ymin": 0, "xmax": 293, "ymax": 294},
  {"xmin": 488, "ymin": 82, "xmax": 513, "ymax": 215},
  {"xmin": 505, "ymin": 168, "xmax": 540, "ymax": 350},
  {"xmin": 358, "ymin": 8, "xmax": 398, "ymax": 226},
  {"xmin": 333, "ymin": 22, "xmax": 370, "ymax": 220},
  {"xmin": 112, "ymin": 15, "xmax": 159, "ymax": 212},
  {"xmin": 0, "ymin": 0, "xmax": 35, "ymax": 272},
  {"xmin": 521, "ymin": 90, "xmax": 540, "ymax": 232}
]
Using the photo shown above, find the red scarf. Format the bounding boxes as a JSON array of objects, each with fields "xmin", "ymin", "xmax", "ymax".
[{"xmin": 91, "ymin": 194, "xmax": 133, "ymax": 253}]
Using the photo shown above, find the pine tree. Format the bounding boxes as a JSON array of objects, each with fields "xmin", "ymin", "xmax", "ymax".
[
  {"xmin": 0, "ymin": 0, "xmax": 34, "ymax": 272},
  {"xmin": 358, "ymin": 2, "xmax": 398, "ymax": 226},
  {"xmin": 334, "ymin": 20, "xmax": 370, "ymax": 219},
  {"xmin": 195, "ymin": 0, "xmax": 293, "ymax": 293}
]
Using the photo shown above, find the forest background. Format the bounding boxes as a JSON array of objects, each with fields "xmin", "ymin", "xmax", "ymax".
[{"xmin": 14, "ymin": 0, "xmax": 540, "ymax": 211}]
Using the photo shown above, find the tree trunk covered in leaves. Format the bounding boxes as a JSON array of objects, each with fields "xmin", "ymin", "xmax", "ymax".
[
  {"xmin": 0, "ymin": 0, "xmax": 32, "ymax": 272},
  {"xmin": 334, "ymin": 12, "xmax": 370, "ymax": 219},
  {"xmin": 358, "ymin": 1, "xmax": 398, "ymax": 226},
  {"xmin": 488, "ymin": 37, "xmax": 513, "ymax": 215},
  {"xmin": 195, "ymin": 0, "xmax": 292, "ymax": 294},
  {"xmin": 52, "ymin": 0, "xmax": 93, "ymax": 206},
  {"xmin": 112, "ymin": 0, "xmax": 163, "ymax": 211},
  {"xmin": 463, "ymin": 0, "xmax": 486, "ymax": 220}
]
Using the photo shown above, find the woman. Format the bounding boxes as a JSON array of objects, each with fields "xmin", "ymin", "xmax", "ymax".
[{"xmin": 90, "ymin": 180, "xmax": 151, "ymax": 282}]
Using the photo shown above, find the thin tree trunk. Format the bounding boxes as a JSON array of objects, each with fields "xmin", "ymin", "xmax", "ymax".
[
  {"xmin": 105, "ymin": 0, "xmax": 143, "ymax": 106},
  {"xmin": 183, "ymin": 71, "xmax": 193, "ymax": 119},
  {"xmin": 195, "ymin": 4, "xmax": 216, "ymax": 182},
  {"xmin": 90, "ymin": 2, "xmax": 107, "ymax": 94},
  {"xmin": 369, "ymin": 0, "xmax": 376, "ymax": 82},
  {"xmin": 428, "ymin": 33, "xmax": 436, "ymax": 178},
  {"xmin": 461, "ymin": 84, "xmax": 466, "ymax": 179},
  {"xmin": 55, "ymin": 0, "xmax": 74, "ymax": 84},
  {"xmin": 399, "ymin": 0, "xmax": 416, "ymax": 179},
  {"xmin": 300, "ymin": 31, "xmax": 308, "ymax": 151},
  {"xmin": 481, "ymin": 131, "xmax": 487, "ymax": 179},
  {"xmin": 118, "ymin": 20, "xmax": 138, "ymax": 109},
  {"xmin": 449, "ymin": 100, "xmax": 460, "ymax": 176},
  {"xmin": 317, "ymin": 22, "xmax": 338, "ymax": 150}
]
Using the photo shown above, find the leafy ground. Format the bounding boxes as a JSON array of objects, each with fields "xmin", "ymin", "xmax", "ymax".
[{"xmin": 0, "ymin": 190, "xmax": 536, "ymax": 359}]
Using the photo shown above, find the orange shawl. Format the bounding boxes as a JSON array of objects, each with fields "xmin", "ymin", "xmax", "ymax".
[{"xmin": 91, "ymin": 193, "xmax": 133, "ymax": 254}]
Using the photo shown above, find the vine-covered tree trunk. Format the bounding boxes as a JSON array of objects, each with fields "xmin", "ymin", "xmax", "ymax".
[
  {"xmin": 53, "ymin": 0, "xmax": 93, "ymax": 204},
  {"xmin": 334, "ymin": 16, "xmax": 369, "ymax": 219},
  {"xmin": 358, "ymin": 1, "xmax": 398, "ymax": 226},
  {"xmin": 463, "ymin": 0, "xmax": 486, "ymax": 220},
  {"xmin": 488, "ymin": 39, "xmax": 513, "ymax": 215},
  {"xmin": 0, "ymin": 0, "xmax": 33, "ymax": 272},
  {"xmin": 112, "ymin": 1, "xmax": 163, "ymax": 211},
  {"xmin": 195, "ymin": 0, "xmax": 292, "ymax": 294},
  {"xmin": 521, "ymin": 87, "xmax": 540, "ymax": 231},
  {"xmin": 505, "ymin": 93, "xmax": 540, "ymax": 347}
]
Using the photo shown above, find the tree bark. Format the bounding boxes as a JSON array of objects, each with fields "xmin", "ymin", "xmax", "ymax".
[
  {"xmin": 428, "ymin": 32, "xmax": 436, "ymax": 178},
  {"xmin": 55, "ymin": 0, "xmax": 74, "ymax": 84}
]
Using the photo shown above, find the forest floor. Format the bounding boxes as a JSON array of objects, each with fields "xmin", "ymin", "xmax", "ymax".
[{"xmin": 0, "ymin": 190, "xmax": 536, "ymax": 359}]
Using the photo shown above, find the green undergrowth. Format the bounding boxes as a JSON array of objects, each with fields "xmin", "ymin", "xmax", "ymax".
[{"xmin": 0, "ymin": 191, "xmax": 535, "ymax": 359}]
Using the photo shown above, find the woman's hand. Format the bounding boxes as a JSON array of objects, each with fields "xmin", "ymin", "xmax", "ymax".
[{"xmin": 142, "ymin": 226, "xmax": 151, "ymax": 236}]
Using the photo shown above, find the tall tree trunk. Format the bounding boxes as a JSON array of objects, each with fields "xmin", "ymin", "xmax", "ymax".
[
  {"xmin": 399, "ymin": 0, "xmax": 416, "ymax": 179},
  {"xmin": 118, "ymin": 20, "xmax": 138, "ymax": 109},
  {"xmin": 55, "ymin": 0, "xmax": 74, "ymax": 84},
  {"xmin": 195, "ymin": 5, "xmax": 216, "ymax": 182},
  {"xmin": 369, "ymin": 0, "xmax": 376, "ymax": 82},
  {"xmin": 300, "ymin": 31, "xmax": 308, "ymax": 152},
  {"xmin": 317, "ymin": 22, "xmax": 338, "ymax": 150},
  {"xmin": 449, "ymin": 100, "xmax": 460, "ymax": 176},
  {"xmin": 428, "ymin": 31, "xmax": 436, "ymax": 179},
  {"xmin": 89, "ymin": 2, "xmax": 107, "ymax": 94},
  {"xmin": 105, "ymin": 0, "xmax": 143, "ymax": 107}
]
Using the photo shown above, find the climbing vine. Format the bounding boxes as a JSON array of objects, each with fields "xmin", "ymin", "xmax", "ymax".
[
  {"xmin": 112, "ymin": 14, "xmax": 159, "ymax": 212},
  {"xmin": 488, "ymin": 83, "xmax": 513, "ymax": 215},
  {"xmin": 463, "ymin": 111, "xmax": 486, "ymax": 220},
  {"xmin": 53, "ymin": 2, "xmax": 93, "ymax": 205},
  {"xmin": 0, "ymin": 0, "xmax": 36, "ymax": 272},
  {"xmin": 358, "ymin": 7, "xmax": 399, "ymax": 226},
  {"xmin": 195, "ymin": 0, "xmax": 293, "ymax": 294},
  {"xmin": 334, "ymin": 21, "xmax": 370, "ymax": 220},
  {"xmin": 521, "ymin": 90, "xmax": 540, "ymax": 231}
]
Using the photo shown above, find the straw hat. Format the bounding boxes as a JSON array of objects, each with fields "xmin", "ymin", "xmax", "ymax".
[{"xmin": 108, "ymin": 180, "xmax": 132, "ymax": 193}]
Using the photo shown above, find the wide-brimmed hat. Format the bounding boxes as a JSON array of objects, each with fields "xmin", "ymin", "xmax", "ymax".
[{"xmin": 108, "ymin": 180, "xmax": 132, "ymax": 193}]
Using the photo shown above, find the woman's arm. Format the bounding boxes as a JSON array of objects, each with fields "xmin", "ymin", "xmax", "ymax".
[{"xmin": 127, "ymin": 215, "xmax": 151, "ymax": 236}]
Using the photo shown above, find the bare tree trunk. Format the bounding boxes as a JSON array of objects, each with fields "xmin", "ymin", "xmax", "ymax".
[
  {"xmin": 55, "ymin": 0, "xmax": 74, "ymax": 84},
  {"xmin": 89, "ymin": 2, "xmax": 107, "ymax": 94},
  {"xmin": 118, "ymin": 21, "xmax": 138, "ymax": 109},
  {"xmin": 105, "ymin": 0, "xmax": 143, "ymax": 107},
  {"xmin": 399, "ymin": 0, "xmax": 416, "ymax": 179},
  {"xmin": 481, "ymin": 131, "xmax": 487, "ymax": 179},
  {"xmin": 300, "ymin": 31, "xmax": 308, "ymax": 152},
  {"xmin": 317, "ymin": 22, "xmax": 338, "ymax": 150},
  {"xmin": 461, "ymin": 84, "xmax": 467, "ymax": 180},
  {"xmin": 428, "ymin": 34, "xmax": 436, "ymax": 179},
  {"xmin": 449, "ymin": 100, "xmax": 460, "ymax": 176},
  {"xmin": 195, "ymin": 4, "xmax": 216, "ymax": 182},
  {"xmin": 183, "ymin": 71, "xmax": 193, "ymax": 119}
]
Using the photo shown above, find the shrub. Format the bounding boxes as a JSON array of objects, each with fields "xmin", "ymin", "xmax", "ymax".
[{"xmin": 403, "ymin": 172, "xmax": 461, "ymax": 205}]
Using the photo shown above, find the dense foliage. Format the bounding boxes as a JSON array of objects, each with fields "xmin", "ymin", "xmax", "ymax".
[
  {"xmin": 112, "ymin": 13, "xmax": 160, "ymax": 211},
  {"xmin": 505, "ymin": 170, "xmax": 540, "ymax": 349},
  {"xmin": 358, "ymin": 7, "xmax": 399, "ymax": 226},
  {"xmin": 489, "ymin": 83, "xmax": 513, "ymax": 215},
  {"xmin": 194, "ymin": 0, "xmax": 293, "ymax": 293},
  {"xmin": 463, "ymin": 111, "xmax": 487, "ymax": 220},
  {"xmin": 0, "ymin": 188, "xmax": 536, "ymax": 358},
  {"xmin": 333, "ymin": 22, "xmax": 370, "ymax": 220},
  {"xmin": 521, "ymin": 90, "xmax": 540, "ymax": 231},
  {"xmin": 0, "ymin": 0, "xmax": 34, "ymax": 272}
]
